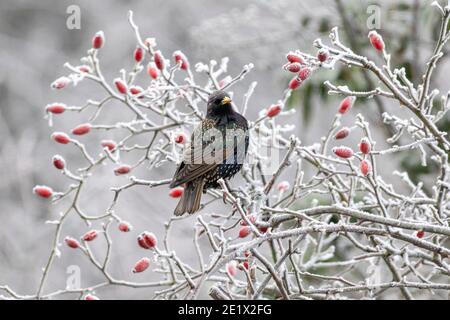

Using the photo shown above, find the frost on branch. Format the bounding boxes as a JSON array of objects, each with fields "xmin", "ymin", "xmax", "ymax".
[{"xmin": 2, "ymin": 5, "xmax": 450, "ymax": 300}]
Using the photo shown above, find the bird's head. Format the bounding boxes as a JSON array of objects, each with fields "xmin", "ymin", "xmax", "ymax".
[{"xmin": 206, "ymin": 90, "xmax": 233, "ymax": 117}]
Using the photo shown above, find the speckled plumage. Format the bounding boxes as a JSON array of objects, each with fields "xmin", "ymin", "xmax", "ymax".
[{"xmin": 170, "ymin": 91, "xmax": 249, "ymax": 215}]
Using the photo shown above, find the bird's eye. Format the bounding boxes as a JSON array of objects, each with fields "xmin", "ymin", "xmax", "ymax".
[{"xmin": 214, "ymin": 98, "xmax": 221, "ymax": 104}]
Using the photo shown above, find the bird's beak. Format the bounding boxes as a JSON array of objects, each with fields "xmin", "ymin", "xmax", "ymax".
[{"xmin": 221, "ymin": 96, "xmax": 232, "ymax": 105}]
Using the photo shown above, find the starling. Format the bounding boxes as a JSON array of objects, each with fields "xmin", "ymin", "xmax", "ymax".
[{"xmin": 170, "ymin": 90, "xmax": 249, "ymax": 215}]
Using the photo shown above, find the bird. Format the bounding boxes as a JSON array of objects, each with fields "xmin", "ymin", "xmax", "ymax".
[{"xmin": 170, "ymin": 90, "xmax": 249, "ymax": 215}]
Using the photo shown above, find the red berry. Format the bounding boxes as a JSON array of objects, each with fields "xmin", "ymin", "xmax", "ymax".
[
  {"xmin": 289, "ymin": 77, "xmax": 302, "ymax": 90},
  {"xmin": 259, "ymin": 226, "xmax": 268, "ymax": 233},
  {"xmin": 51, "ymin": 132, "xmax": 71, "ymax": 144},
  {"xmin": 333, "ymin": 146, "xmax": 354, "ymax": 159},
  {"xmin": 114, "ymin": 78, "xmax": 127, "ymax": 94},
  {"xmin": 82, "ymin": 230, "xmax": 98, "ymax": 242},
  {"xmin": 46, "ymin": 103, "xmax": 66, "ymax": 114},
  {"xmin": 359, "ymin": 138, "xmax": 371, "ymax": 154},
  {"xmin": 101, "ymin": 140, "xmax": 117, "ymax": 151},
  {"xmin": 240, "ymin": 214, "xmax": 257, "ymax": 226},
  {"xmin": 84, "ymin": 294, "xmax": 99, "ymax": 300},
  {"xmin": 173, "ymin": 50, "xmax": 189, "ymax": 70},
  {"xmin": 416, "ymin": 230, "xmax": 425, "ymax": 239},
  {"xmin": 118, "ymin": 221, "xmax": 132, "ymax": 232},
  {"xmin": 134, "ymin": 47, "xmax": 145, "ymax": 63},
  {"xmin": 147, "ymin": 62, "xmax": 159, "ymax": 79},
  {"xmin": 51, "ymin": 76, "xmax": 71, "ymax": 90},
  {"xmin": 286, "ymin": 52, "xmax": 304, "ymax": 64},
  {"xmin": 368, "ymin": 31, "xmax": 384, "ymax": 52},
  {"xmin": 239, "ymin": 226, "xmax": 251, "ymax": 238},
  {"xmin": 33, "ymin": 185, "xmax": 53, "ymax": 198},
  {"xmin": 169, "ymin": 187, "xmax": 184, "ymax": 198},
  {"xmin": 92, "ymin": 31, "xmax": 105, "ymax": 49},
  {"xmin": 154, "ymin": 50, "xmax": 164, "ymax": 71},
  {"xmin": 132, "ymin": 257, "xmax": 150, "ymax": 273},
  {"xmin": 298, "ymin": 67, "xmax": 311, "ymax": 81},
  {"xmin": 174, "ymin": 132, "xmax": 188, "ymax": 144},
  {"xmin": 52, "ymin": 155, "xmax": 65, "ymax": 170},
  {"xmin": 277, "ymin": 181, "xmax": 290, "ymax": 192},
  {"xmin": 129, "ymin": 86, "xmax": 143, "ymax": 96},
  {"xmin": 114, "ymin": 165, "xmax": 131, "ymax": 175},
  {"xmin": 334, "ymin": 127, "xmax": 350, "ymax": 140},
  {"xmin": 65, "ymin": 237, "xmax": 80, "ymax": 249},
  {"xmin": 317, "ymin": 48, "xmax": 329, "ymax": 62},
  {"xmin": 338, "ymin": 96, "xmax": 356, "ymax": 114},
  {"xmin": 226, "ymin": 261, "xmax": 237, "ymax": 277},
  {"xmin": 266, "ymin": 104, "xmax": 282, "ymax": 118},
  {"xmin": 77, "ymin": 65, "xmax": 91, "ymax": 73},
  {"xmin": 71, "ymin": 123, "xmax": 92, "ymax": 135},
  {"xmin": 244, "ymin": 250, "xmax": 251, "ymax": 258},
  {"xmin": 241, "ymin": 261, "xmax": 249, "ymax": 270},
  {"xmin": 360, "ymin": 160, "xmax": 371, "ymax": 176},
  {"xmin": 137, "ymin": 232, "xmax": 157, "ymax": 249},
  {"xmin": 284, "ymin": 62, "xmax": 302, "ymax": 73}
]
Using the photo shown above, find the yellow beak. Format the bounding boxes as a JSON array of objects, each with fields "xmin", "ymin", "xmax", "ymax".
[{"xmin": 221, "ymin": 96, "xmax": 232, "ymax": 105}]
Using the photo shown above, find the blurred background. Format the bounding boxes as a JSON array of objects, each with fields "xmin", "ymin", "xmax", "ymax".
[{"xmin": 0, "ymin": 0, "xmax": 448, "ymax": 299}]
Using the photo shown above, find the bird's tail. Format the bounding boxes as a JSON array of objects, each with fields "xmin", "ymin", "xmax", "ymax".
[{"xmin": 174, "ymin": 180, "xmax": 205, "ymax": 216}]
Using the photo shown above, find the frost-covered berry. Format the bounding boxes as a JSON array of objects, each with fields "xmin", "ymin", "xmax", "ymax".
[
  {"xmin": 334, "ymin": 127, "xmax": 350, "ymax": 140},
  {"xmin": 46, "ymin": 103, "xmax": 66, "ymax": 114},
  {"xmin": 52, "ymin": 155, "xmax": 65, "ymax": 170},
  {"xmin": 114, "ymin": 165, "xmax": 131, "ymax": 175},
  {"xmin": 286, "ymin": 52, "xmax": 304, "ymax": 64},
  {"xmin": 240, "ymin": 261, "xmax": 249, "ymax": 271},
  {"xmin": 289, "ymin": 77, "xmax": 302, "ymax": 90},
  {"xmin": 129, "ymin": 86, "xmax": 143, "ymax": 97},
  {"xmin": 82, "ymin": 230, "xmax": 98, "ymax": 242},
  {"xmin": 226, "ymin": 261, "xmax": 237, "ymax": 277},
  {"xmin": 92, "ymin": 31, "xmax": 105, "ymax": 49},
  {"xmin": 84, "ymin": 294, "xmax": 99, "ymax": 300},
  {"xmin": 240, "ymin": 214, "xmax": 257, "ymax": 226},
  {"xmin": 173, "ymin": 50, "xmax": 189, "ymax": 70},
  {"xmin": 118, "ymin": 221, "xmax": 132, "ymax": 232},
  {"xmin": 218, "ymin": 76, "xmax": 232, "ymax": 89},
  {"xmin": 134, "ymin": 47, "xmax": 145, "ymax": 63},
  {"xmin": 33, "ymin": 185, "xmax": 53, "ymax": 198},
  {"xmin": 338, "ymin": 96, "xmax": 356, "ymax": 114},
  {"xmin": 132, "ymin": 257, "xmax": 150, "ymax": 273},
  {"xmin": 239, "ymin": 226, "xmax": 251, "ymax": 238},
  {"xmin": 71, "ymin": 123, "xmax": 92, "ymax": 136},
  {"xmin": 368, "ymin": 30, "xmax": 384, "ymax": 52},
  {"xmin": 284, "ymin": 62, "xmax": 302, "ymax": 73},
  {"xmin": 259, "ymin": 226, "xmax": 268, "ymax": 233},
  {"xmin": 317, "ymin": 48, "xmax": 329, "ymax": 62},
  {"xmin": 266, "ymin": 104, "xmax": 282, "ymax": 118},
  {"xmin": 359, "ymin": 138, "xmax": 371, "ymax": 154},
  {"xmin": 77, "ymin": 65, "xmax": 91, "ymax": 73},
  {"xmin": 298, "ymin": 67, "xmax": 311, "ymax": 81},
  {"xmin": 65, "ymin": 237, "xmax": 80, "ymax": 249},
  {"xmin": 360, "ymin": 160, "xmax": 371, "ymax": 176},
  {"xmin": 137, "ymin": 232, "xmax": 157, "ymax": 249},
  {"xmin": 147, "ymin": 62, "xmax": 159, "ymax": 79},
  {"xmin": 416, "ymin": 230, "xmax": 425, "ymax": 239},
  {"xmin": 277, "ymin": 181, "xmax": 290, "ymax": 192},
  {"xmin": 101, "ymin": 140, "xmax": 117, "ymax": 151},
  {"xmin": 51, "ymin": 76, "xmax": 71, "ymax": 90},
  {"xmin": 174, "ymin": 132, "xmax": 188, "ymax": 144},
  {"xmin": 169, "ymin": 187, "xmax": 184, "ymax": 198},
  {"xmin": 114, "ymin": 78, "xmax": 127, "ymax": 94},
  {"xmin": 154, "ymin": 50, "xmax": 165, "ymax": 71},
  {"xmin": 333, "ymin": 146, "xmax": 354, "ymax": 159},
  {"xmin": 51, "ymin": 132, "xmax": 71, "ymax": 144}
]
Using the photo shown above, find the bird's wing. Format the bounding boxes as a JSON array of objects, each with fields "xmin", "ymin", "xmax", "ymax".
[
  {"xmin": 170, "ymin": 118, "xmax": 249, "ymax": 187},
  {"xmin": 170, "ymin": 119, "xmax": 218, "ymax": 187}
]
